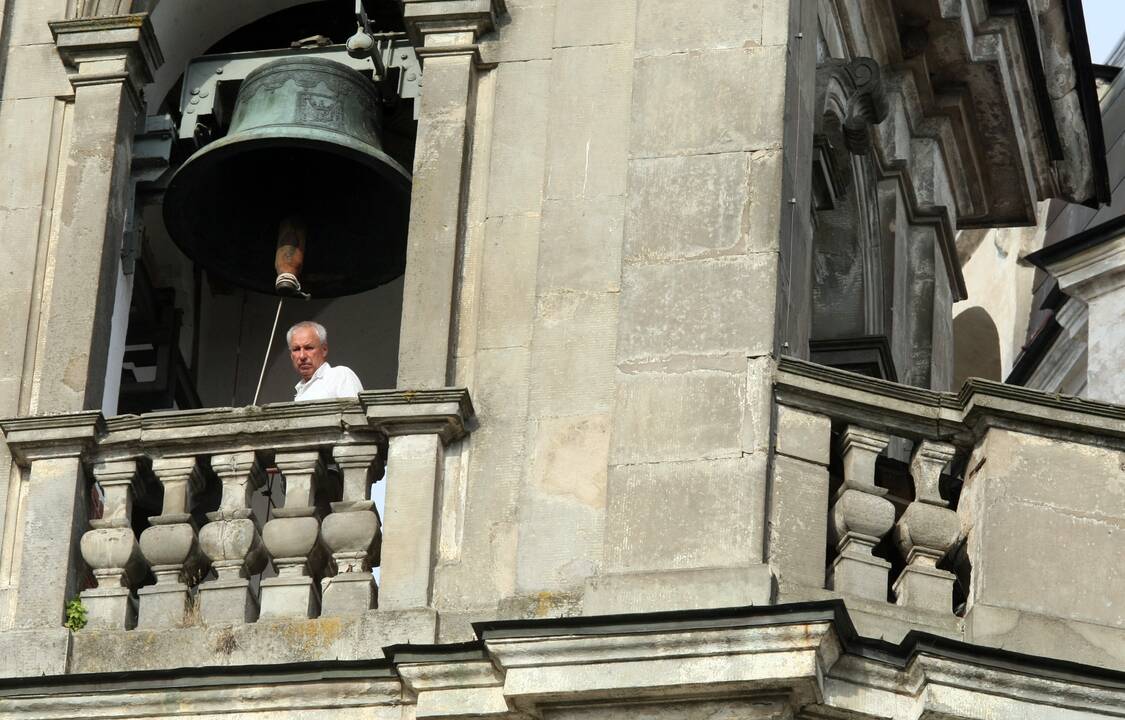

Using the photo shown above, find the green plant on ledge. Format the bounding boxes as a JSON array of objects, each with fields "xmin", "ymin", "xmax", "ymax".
[{"xmin": 64, "ymin": 597, "xmax": 87, "ymax": 631}]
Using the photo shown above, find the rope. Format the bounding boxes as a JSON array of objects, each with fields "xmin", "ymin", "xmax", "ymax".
[{"xmin": 253, "ymin": 297, "xmax": 284, "ymax": 406}]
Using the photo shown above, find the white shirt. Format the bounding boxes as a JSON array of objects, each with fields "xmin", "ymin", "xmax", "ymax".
[{"xmin": 293, "ymin": 362, "xmax": 364, "ymax": 401}]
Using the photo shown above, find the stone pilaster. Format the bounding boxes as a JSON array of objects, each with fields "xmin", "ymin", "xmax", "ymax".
[
  {"xmin": 36, "ymin": 15, "xmax": 162, "ymax": 412},
  {"xmin": 137, "ymin": 456, "xmax": 207, "ymax": 629},
  {"xmin": 1031, "ymin": 233, "xmax": 1125, "ymax": 404},
  {"xmin": 0, "ymin": 412, "xmax": 103, "ymax": 629},
  {"xmin": 361, "ymin": 390, "xmax": 472, "ymax": 618},
  {"xmin": 396, "ymin": 0, "xmax": 504, "ymax": 388},
  {"xmin": 893, "ymin": 441, "xmax": 960, "ymax": 612},
  {"xmin": 828, "ymin": 426, "xmax": 894, "ymax": 601},
  {"xmin": 320, "ymin": 443, "xmax": 382, "ymax": 617},
  {"xmin": 197, "ymin": 452, "xmax": 269, "ymax": 624},
  {"xmin": 79, "ymin": 459, "xmax": 149, "ymax": 629}
]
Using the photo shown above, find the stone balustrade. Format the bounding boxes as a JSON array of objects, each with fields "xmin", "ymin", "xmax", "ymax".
[
  {"xmin": 770, "ymin": 357, "xmax": 1125, "ymax": 639},
  {"xmin": 0, "ymin": 389, "xmax": 473, "ymax": 633}
]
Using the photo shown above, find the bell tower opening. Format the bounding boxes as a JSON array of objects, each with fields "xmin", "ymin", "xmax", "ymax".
[{"xmin": 119, "ymin": 1, "xmax": 416, "ymax": 412}]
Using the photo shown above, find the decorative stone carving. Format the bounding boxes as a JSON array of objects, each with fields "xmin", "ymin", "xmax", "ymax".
[
  {"xmin": 320, "ymin": 443, "xmax": 382, "ymax": 617},
  {"xmin": 815, "ymin": 57, "xmax": 889, "ymax": 156},
  {"xmin": 79, "ymin": 460, "xmax": 149, "ymax": 630},
  {"xmin": 197, "ymin": 452, "xmax": 269, "ymax": 624},
  {"xmin": 259, "ymin": 451, "xmax": 332, "ymax": 620},
  {"xmin": 137, "ymin": 456, "xmax": 209, "ymax": 629},
  {"xmin": 894, "ymin": 440, "xmax": 960, "ymax": 611},
  {"xmin": 828, "ymin": 426, "xmax": 895, "ymax": 601}
]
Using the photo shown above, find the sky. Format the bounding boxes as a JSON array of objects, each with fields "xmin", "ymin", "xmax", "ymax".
[{"xmin": 1083, "ymin": 0, "xmax": 1125, "ymax": 62}]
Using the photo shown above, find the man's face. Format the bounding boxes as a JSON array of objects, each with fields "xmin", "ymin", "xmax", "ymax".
[{"xmin": 290, "ymin": 326, "xmax": 328, "ymax": 381}]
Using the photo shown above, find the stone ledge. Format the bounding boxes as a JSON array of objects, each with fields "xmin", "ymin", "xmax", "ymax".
[
  {"xmin": 67, "ymin": 608, "xmax": 437, "ymax": 675},
  {"xmin": 583, "ymin": 565, "xmax": 775, "ymax": 616}
]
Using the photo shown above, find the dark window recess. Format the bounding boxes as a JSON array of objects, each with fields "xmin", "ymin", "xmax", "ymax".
[{"xmin": 118, "ymin": 261, "xmax": 202, "ymax": 414}]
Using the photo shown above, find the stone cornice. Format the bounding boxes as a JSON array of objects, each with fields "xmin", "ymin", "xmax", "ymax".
[
  {"xmin": 775, "ymin": 357, "xmax": 1125, "ymax": 447},
  {"xmin": 0, "ymin": 390, "xmax": 474, "ymax": 465},
  {"xmin": 49, "ymin": 13, "xmax": 163, "ymax": 102},
  {"xmin": 360, "ymin": 388, "xmax": 475, "ymax": 444},
  {"xmin": 0, "ymin": 411, "xmax": 104, "ymax": 463},
  {"xmin": 401, "ymin": 0, "xmax": 507, "ymax": 47},
  {"xmin": 1039, "ymin": 235, "xmax": 1125, "ymax": 302}
]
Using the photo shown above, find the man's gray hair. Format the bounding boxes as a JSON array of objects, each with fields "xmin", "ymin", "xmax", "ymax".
[{"xmin": 287, "ymin": 320, "xmax": 327, "ymax": 346}]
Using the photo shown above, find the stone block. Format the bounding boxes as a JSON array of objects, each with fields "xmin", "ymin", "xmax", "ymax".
[
  {"xmin": 486, "ymin": 59, "xmax": 550, "ymax": 217},
  {"xmin": 741, "ymin": 355, "xmax": 775, "ymax": 455},
  {"xmin": 480, "ymin": 0, "xmax": 554, "ymax": 63},
  {"xmin": 528, "ymin": 291, "xmax": 617, "ymax": 417},
  {"xmin": 829, "ymin": 549, "xmax": 891, "ymax": 603},
  {"xmin": 748, "ymin": 149, "xmax": 784, "ymax": 252},
  {"xmin": 768, "ymin": 455, "xmax": 829, "ymax": 590},
  {"xmin": 380, "ymin": 434, "xmax": 442, "ymax": 610},
  {"xmin": 583, "ymin": 564, "xmax": 774, "ymax": 615},
  {"xmin": 259, "ymin": 576, "xmax": 317, "ymax": 621},
  {"xmin": 970, "ymin": 500, "xmax": 1125, "ymax": 628},
  {"xmin": 468, "ymin": 346, "xmax": 531, "ymax": 421},
  {"xmin": 516, "ymin": 414, "xmax": 609, "ymax": 591},
  {"xmin": 321, "ymin": 572, "xmax": 376, "ymax": 617},
  {"xmin": 0, "ymin": 97, "xmax": 56, "ymax": 208},
  {"xmin": 775, "ymin": 405, "xmax": 832, "ymax": 464},
  {"xmin": 81, "ymin": 586, "xmax": 136, "ymax": 631},
  {"xmin": 197, "ymin": 579, "xmax": 258, "ymax": 625},
  {"xmin": 604, "ymin": 455, "xmax": 768, "ymax": 573},
  {"xmin": 635, "ymin": 0, "xmax": 763, "ymax": 55},
  {"xmin": 965, "ymin": 603, "xmax": 1125, "ymax": 672},
  {"xmin": 136, "ymin": 583, "xmax": 193, "ymax": 629},
  {"xmin": 611, "ymin": 368, "xmax": 744, "ymax": 465},
  {"xmin": 544, "ymin": 43, "xmax": 631, "ymax": 200},
  {"xmin": 477, "ymin": 214, "xmax": 541, "ymax": 350},
  {"xmin": 1, "ymin": 44, "xmax": 70, "ymax": 100},
  {"xmin": 630, "ymin": 45, "xmax": 785, "ymax": 158},
  {"xmin": 893, "ymin": 565, "xmax": 955, "ymax": 613},
  {"xmin": 7, "ymin": 0, "xmax": 60, "ymax": 45},
  {"xmin": 553, "ymin": 0, "xmax": 635, "ymax": 48},
  {"xmin": 624, "ymin": 152, "xmax": 751, "ymax": 263},
  {"xmin": 538, "ymin": 196, "xmax": 624, "ymax": 293},
  {"xmin": 618, "ymin": 254, "xmax": 777, "ymax": 362},
  {"xmin": 0, "ymin": 628, "xmax": 71, "ymax": 678}
]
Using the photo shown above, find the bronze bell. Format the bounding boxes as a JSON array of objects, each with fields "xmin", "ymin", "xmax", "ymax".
[{"xmin": 163, "ymin": 56, "xmax": 411, "ymax": 298}]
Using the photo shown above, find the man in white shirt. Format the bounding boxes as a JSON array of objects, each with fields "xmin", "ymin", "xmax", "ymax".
[{"xmin": 288, "ymin": 321, "xmax": 364, "ymax": 401}]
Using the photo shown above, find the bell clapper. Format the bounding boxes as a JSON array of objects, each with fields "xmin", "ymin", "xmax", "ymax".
[{"xmin": 275, "ymin": 215, "xmax": 311, "ymax": 298}]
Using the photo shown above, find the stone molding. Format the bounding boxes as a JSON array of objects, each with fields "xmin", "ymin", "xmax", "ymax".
[
  {"xmin": 774, "ymin": 356, "xmax": 1125, "ymax": 447},
  {"xmin": 3, "ymin": 602, "xmax": 1125, "ymax": 715},
  {"xmin": 48, "ymin": 13, "xmax": 163, "ymax": 109},
  {"xmin": 1041, "ymin": 234, "xmax": 1125, "ymax": 302},
  {"xmin": 401, "ymin": 0, "xmax": 508, "ymax": 47},
  {"xmin": 0, "ymin": 390, "xmax": 473, "ymax": 494},
  {"xmin": 815, "ymin": 57, "xmax": 889, "ymax": 157}
]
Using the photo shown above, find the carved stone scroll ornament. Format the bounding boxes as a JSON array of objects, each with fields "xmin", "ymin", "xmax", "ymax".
[
  {"xmin": 815, "ymin": 57, "xmax": 890, "ymax": 155},
  {"xmin": 812, "ymin": 57, "xmax": 890, "ymax": 211}
]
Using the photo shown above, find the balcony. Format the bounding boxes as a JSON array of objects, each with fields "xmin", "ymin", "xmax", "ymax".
[
  {"xmin": 771, "ymin": 357, "xmax": 1125, "ymax": 668},
  {"xmin": 0, "ymin": 360, "xmax": 1123, "ymax": 678},
  {"xmin": 0, "ymin": 389, "xmax": 472, "ymax": 676}
]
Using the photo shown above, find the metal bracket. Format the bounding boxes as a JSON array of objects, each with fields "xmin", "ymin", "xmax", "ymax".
[{"xmin": 175, "ymin": 35, "xmax": 420, "ymax": 146}]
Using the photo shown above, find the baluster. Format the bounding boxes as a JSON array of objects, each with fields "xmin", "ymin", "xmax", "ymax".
[
  {"xmin": 894, "ymin": 440, "xmax": 959, "ymax": 611},
  {"xmin": 260, "ymin": 451, "xmax": 330, "ymax": 620},
  {"xmin": 197, "ymin": 452, "xmax": 269, "ymax": 624},
  {"xmin": 138, "ymin": 456, "xmax": 208, "ymax": 629},
  {"xmin": 79, "ymin": 459, "xmax": 149, "ymax": 629},
  {"xmin": 320, "ymin": 443, "xmax": 382, "ymax": 616},
  {"xmin": 828, "ymin": 426, "xmax": 895, "ymax": 601}
]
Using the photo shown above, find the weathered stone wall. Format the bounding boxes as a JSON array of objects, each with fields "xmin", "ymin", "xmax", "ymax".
[
  {"xmin": 436, "ymin": 0, "xmax": 792, "ymax": 629},
  {"xmin": 961, "ymin": 426, "xmax": 1125, "ymax": 669}
]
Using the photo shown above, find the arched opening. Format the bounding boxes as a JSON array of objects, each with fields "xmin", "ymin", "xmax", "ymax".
[
  {"xmin": 952, "ymin": 306, "xmax": 1002, "ymax": 387},
  {"xmin": 117, "ymin": 1, "xmax": 414, "ymax": 413}
]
